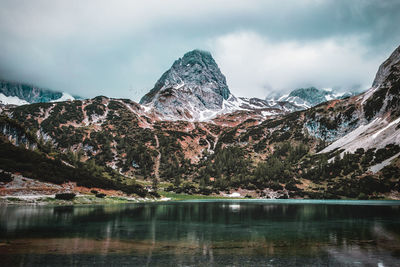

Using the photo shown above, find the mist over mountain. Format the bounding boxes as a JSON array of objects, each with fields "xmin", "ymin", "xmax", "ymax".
[
  {"xmin": 0, "ymin": 80, "xmax": 78, "ymax": 105},
  {"xmin": 267, "ymin": 87, "xmax": 359, "ymax": 110}
]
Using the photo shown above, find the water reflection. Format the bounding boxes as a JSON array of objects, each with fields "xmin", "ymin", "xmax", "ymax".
[{"xmin": 0, "ymin": 201, "xmax": 399, "ymax": 266}]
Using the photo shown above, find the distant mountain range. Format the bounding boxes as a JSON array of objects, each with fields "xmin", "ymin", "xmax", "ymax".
[
  {"xmin": 0, "ymin": 51, "xmax": 356, "ymax": 120},
  {"xmin": 0, "ymin": 80, "xmax": 78, "ymax": 105},
  {"xmin": 139, "ymin": 49, "xmax": 357, "ymax": 121},
  {"xmin": 268, "ymin": 87, "xmax": 358, "ymax": 110},
  {"xmin": 0, "ymin": 44, "xmax": 399, "ymax": 200}
]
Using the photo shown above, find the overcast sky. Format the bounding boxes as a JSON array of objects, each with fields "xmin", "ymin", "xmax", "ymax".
[{"xmin": 0, "ymin": 0, "xmax": 399, "ymax": 100}]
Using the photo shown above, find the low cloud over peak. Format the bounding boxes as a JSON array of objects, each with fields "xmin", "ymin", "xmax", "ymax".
[{"xmin": 210, "ymin": 32, "xmax": 386, "ymax": 98}]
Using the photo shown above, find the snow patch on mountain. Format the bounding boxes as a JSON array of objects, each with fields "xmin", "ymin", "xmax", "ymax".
[
  {"xmin": 320, "ymin": 117, "xmax": 400, "ymax": 153},
  {"xmin": 1, "ymin": 79, "xmax": 80, "ymax": 104},
  {"xmin": 50, "ymin": 92, "xmax": 75, "ymax": 102},
  {"xmin": 0, "ymin": 93, "xmax": 29, "ymax": 105},
  {"xmin": 369, "ymin": 152, "xmax": 400, "ymax": 174},
  {"xmin": 267, "ymin": 87, "xmax": 358, "ymax": 111}
]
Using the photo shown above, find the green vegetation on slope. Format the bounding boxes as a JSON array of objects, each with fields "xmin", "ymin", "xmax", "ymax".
[{"xmin": 0, "ymin": 137, "xmax": 147, "ymax": 196}]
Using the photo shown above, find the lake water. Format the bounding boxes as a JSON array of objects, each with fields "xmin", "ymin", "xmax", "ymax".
[{"xmin": 1, "ymin": 200, "xmax": 400, "ymax": 266}]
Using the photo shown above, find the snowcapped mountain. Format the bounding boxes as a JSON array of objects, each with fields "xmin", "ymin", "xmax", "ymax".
[
  {"xmin": 0, "ymin": 80, "xmax": 78, "ymax": 106},
  {"xmin": 140, "ymin": 50, "xmax": 233, "ymax": 121},
  {"xmin": 140, "ymin": 50, "xmax": 305, "ymax": 121},
  {"xmin": 268, "ymin": 87, "xmax": 358, "ymax": 110},
  {"xmin": 140, "ymin": 50, "xmax": 361, "ymax": 122}
]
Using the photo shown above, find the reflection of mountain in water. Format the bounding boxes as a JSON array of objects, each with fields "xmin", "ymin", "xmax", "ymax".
[{"xmin": 0, "ymin": 202, "xmax": 399, "ymax": 266}]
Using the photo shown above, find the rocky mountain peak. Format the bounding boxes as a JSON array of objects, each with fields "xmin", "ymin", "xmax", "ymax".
[
  {"xmin": 372, "ymin": 45, "xmax": 400, "ymax": 88},
  {"xmin": 139, "ymin": 49, "xmax": 232, "ymax": 120},
  {"xmin": 362, "ymin": 45, "xmax": 400, "ymax": 121}
]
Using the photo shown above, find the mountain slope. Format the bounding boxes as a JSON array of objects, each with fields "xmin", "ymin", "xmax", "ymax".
[
  {"xmin": 0, "ymin": 115, "xmax": 148, "ymax": 196},
  {"xmin": 320, "ymin": 45, "xmax": 400, "ymax": 153},
  {"xmin": 1, "ymin": 45, "xmax": 400, "ymax": 199}
]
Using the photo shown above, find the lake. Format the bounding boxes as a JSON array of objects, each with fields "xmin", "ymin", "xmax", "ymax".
[{"xmin": 1, "ymin": 200, "xmax": 400, "ymax": 266}]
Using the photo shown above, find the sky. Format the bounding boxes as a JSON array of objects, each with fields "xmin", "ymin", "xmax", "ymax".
[{"xmin": 0, "ymin": 0, "xmax": 399, "ymax": 101}]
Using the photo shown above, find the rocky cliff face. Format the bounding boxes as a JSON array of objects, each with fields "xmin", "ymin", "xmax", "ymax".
[
  {"xmin": 363, "ymin": 45, "xmax": 400, "ymax": 120},
  {"xmin": 140, "ymin": 50, "xmax": 233, "ymax": 120},
  {"xmin": 372, "ymin": 45, "xmax": 400, "ymax": 88}
]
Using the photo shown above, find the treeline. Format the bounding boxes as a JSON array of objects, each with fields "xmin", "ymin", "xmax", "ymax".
[
  {"xmin": 302, "ymin": 145, "xmax": 400, "ymax": 198},
  {"xmin": 0, "ymin": 138, "xmax": 147, "ymax": 196},
  {"xmin": 196, "ymin": 146, "xmax": 251, "ymax": 191},
  {"xmin": 190, "ymin": 142, "xmax": 307, "ymax": 193},
  {"xmin": 168, "ymin": 141, "xmax": 400, "ymax": 199}
]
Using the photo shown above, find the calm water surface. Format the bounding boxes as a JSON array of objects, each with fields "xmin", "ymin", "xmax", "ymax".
[{"xmin": 1, "ymin": 200, "xmax": 400, "ymax": 266}]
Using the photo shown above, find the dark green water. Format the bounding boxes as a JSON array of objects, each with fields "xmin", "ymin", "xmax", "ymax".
[{"xmin": 1, "ymin": 200, "xmax": 400, "ymax": 266}]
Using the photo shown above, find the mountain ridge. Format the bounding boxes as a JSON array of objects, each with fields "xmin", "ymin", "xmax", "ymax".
[
  {"xmin": 140, "ymin": 50, "xmax": 360, "ymax": 122},
  {"xmin": 1, "ymin": 45, "xmax": 400, "ymax": 199},
  {"xmin": 268, "ymin": 87, "xmax": 358, "ymax": 110}
]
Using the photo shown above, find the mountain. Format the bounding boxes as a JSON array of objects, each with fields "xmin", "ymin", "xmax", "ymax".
[
  {"xmin": 140, "ymin": 50, "xmax": 233, "ymax": 121},
  {"xmin": 320, "ymin": 44, "xmax": 400, "ymax": 154},
  {"xmin": 268, "ymin": 87, "xmax": 358, "ymax": 110},
  {"xmin": 1, "ymin": 45, "xmax": 400, "ymax": 200},
  {"xmin": 140, "ymin": 50, "xmax": 356, "ymax": 122},
  {"xmin": 0, "ymin": 80, "xmax": 77, "ymax": 105},
  {"xmin": 140, "ymin": 50, "xmax": 303, "ymax": 122}
]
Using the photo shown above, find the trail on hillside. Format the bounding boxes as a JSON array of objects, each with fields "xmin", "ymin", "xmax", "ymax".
[{"xmin": 154, "ymin": 134, "xmax": 161, "ymax": 180}]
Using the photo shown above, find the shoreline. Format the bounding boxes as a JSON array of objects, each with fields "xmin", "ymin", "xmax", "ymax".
[
  {"xmin": 1, "ymin": 192, "xmax": 400, "ymax": 206},
  {"xmin": 0, "ymin": 194, "xmax": 171, "ymax": 206},
  {"xmin": 2, "ymin": 175, "xmax": 399, "ymax": 206}
]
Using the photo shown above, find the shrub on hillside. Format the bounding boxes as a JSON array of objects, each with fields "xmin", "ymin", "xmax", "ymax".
[
  {"xmin": 0, "ymin": 171, "xmax": 13, "ymax": 183},
  {"xmin": 55, "ymin": 193, "xmax": 76, "ymax": 200}
]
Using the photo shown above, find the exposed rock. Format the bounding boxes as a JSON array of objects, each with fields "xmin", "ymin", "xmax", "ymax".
[
  {"xmin": 140, "ymin": 50, "xmax": 232, "ymax": 120},
  {"xmin": 372, "ymin": 45, "xmax": 400, "ymax": 88}
]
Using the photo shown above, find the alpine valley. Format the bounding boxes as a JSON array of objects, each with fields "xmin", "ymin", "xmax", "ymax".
[{"xmin": 1, "ymin": 46, "xmax": 400, "ymax": 200}]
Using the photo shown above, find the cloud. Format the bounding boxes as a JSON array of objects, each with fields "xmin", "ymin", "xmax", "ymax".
[
  {"xmin": 210, "ymin": 32, "xmax": 388, "ymax": 98},
  {"xmin": 0, "ymin": 0, "xmax": 399, "ymax": 100}
]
